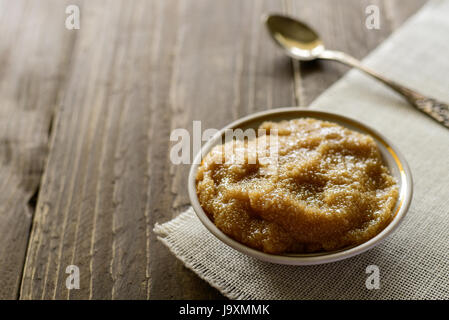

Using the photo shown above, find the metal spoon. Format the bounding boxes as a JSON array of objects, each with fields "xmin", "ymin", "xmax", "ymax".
[{"xmin": 264, "ymin": 14, "xmax": 449, "ymax": 128}]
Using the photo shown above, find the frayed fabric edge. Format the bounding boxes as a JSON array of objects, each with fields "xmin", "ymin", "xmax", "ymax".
[{"xmin": 153, "ymin": 208, "xmax": 254, "ymax": 300}]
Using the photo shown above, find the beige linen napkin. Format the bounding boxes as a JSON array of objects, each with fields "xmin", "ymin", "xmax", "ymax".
[{"xmin": 154, "ymin": 0, "xmax": 449, "ymax": 299}]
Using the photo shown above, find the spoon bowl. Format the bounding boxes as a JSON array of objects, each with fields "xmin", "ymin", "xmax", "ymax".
[{"xmin": 264, "ymin": 14, "xmax": 324, "ymax": 60}]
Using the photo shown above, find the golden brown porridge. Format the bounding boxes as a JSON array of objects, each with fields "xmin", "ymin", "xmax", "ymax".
[{"xmin": 196, "ymin": 118, "xmax": 398, "ymax": 254}]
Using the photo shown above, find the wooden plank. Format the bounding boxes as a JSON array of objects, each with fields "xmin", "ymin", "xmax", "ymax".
[
  {"xmin": 19, "ymin": 0, "xmax": 295, "ymax": 300},
  {"xmin": 20, "ymin": 0, "xmax": 156, "ymax": 300},
  {"xmin": 288, "ymin": 0, "xmax": 426, "ymax": 106},
  {"xmin": 149, "ymin": 0, "xmax": 296, "ymax": 299},
  {"xmin": 0, "ymin": 0, "xmax": 75, "ymax": 299}
]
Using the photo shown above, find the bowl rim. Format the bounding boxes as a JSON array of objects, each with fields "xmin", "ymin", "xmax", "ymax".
[{"xmin": 188, "ymin": 107, "xmax": 413, "ymax": 265}]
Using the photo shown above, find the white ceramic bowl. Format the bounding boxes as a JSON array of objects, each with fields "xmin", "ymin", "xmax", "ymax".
[{"xmin": 188, "ymin": 108, "xmax": 413, "ymax": 265}]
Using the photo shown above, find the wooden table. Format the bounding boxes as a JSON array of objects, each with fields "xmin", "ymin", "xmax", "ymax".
[{"xmin": 0, "ymin": 0, "xmax": 426, "ymax": 299}]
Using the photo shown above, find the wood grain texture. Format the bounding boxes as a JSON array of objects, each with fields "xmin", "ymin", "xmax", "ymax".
[
  {"xmin": 1, "ymin": 0, "xmax": 425, "ymax": 299},
  {"xmin": 0, "ymin": 0, "xmax": 75, "ymax": 299}
]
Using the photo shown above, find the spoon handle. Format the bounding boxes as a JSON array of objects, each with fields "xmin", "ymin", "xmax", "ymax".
[{"xmin": 319, "ymin": 50, "xmax": 449, "ymax": 128}]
